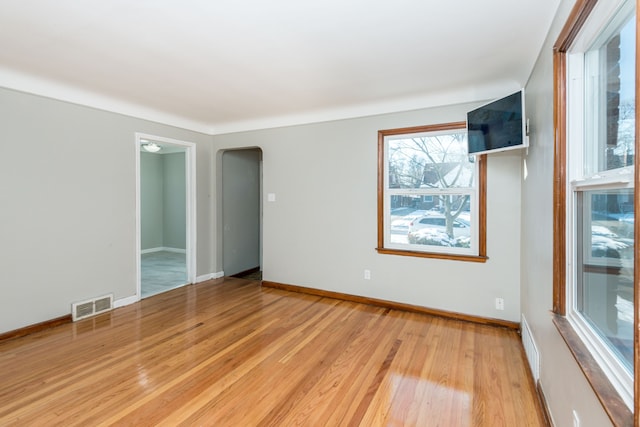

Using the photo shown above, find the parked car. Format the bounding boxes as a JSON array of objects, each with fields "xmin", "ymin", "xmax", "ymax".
[
  {"xmin": 591, "ymin": 211, "xmax": 634, "ymax": 238},
  {"xmin": 591, "ymin": 225, "xmax": 632, "ymax": 259},
  {"xmin": 390, "ymin": 210, "xmax": 427, "ymax": 234},
  {"xmin": 407, "ymin": 214, "xmax": 471, "ymax": 238}
]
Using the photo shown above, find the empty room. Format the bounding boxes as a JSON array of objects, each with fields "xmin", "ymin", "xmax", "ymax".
[{"xmin": 0, "ymin": 0, "xmax": 637, "ymax": 426}]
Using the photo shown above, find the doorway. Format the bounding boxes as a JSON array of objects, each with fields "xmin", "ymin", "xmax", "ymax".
[
  {"xmin": 135, "ymin": 133, "xmax": 196, "ymax": 299},
  {"xmin": 220, "ymin": 148, "xmax": 262, "ymax": 278}
]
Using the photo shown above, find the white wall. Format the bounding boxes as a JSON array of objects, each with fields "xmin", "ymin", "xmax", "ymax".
[
  {"xmin": 213, "ymin": 103, "xmax": 523, "ymax": 322},
  {"xmin": 140, "ymin": 152, "xmax": 187, "ymax": 251},
  {"xmin": 0, "ymin": 85, "xmax": 522, "ymax": 332},
  {"xmin": 162, "ymin": 152, "xmax": 186, "ymax": 250},
  {"xmin": 140, "ymin": 152, "xmax": 164, "ymax": 249},
  {"xmin": 522, "ymin": 0, "xmax": 615, "ymax": 425},
  {"xmin": 0, "ymin": 87, "xmax": 213, "ymax": 334}
]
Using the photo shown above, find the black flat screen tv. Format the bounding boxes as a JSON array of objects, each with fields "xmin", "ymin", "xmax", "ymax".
[{"xmin": 466, "ymin": 89, "xmax": 527, "ymax": 155}]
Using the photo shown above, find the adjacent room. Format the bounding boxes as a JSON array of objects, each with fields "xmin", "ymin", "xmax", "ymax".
[
  {"xmin": 139, "ymin": 140, "xmax": 189, "ymax": 298},
  {"xmin": 0, "ymin": 1, "xmax": 637, "ymax": 426}
]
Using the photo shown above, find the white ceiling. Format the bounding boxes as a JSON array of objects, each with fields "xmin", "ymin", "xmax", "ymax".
[{"xmin": 0, "ymin": 0, "xmax": 560, "ymax": 134}]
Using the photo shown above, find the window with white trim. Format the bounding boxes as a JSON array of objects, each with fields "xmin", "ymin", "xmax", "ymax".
[
  {"xmin": 565, "ymin": 0, "xmax": 635, "ymax": 409},
  {"xmin": 377, "ymin": 122, "xmax": 486, "ymax": 261}
]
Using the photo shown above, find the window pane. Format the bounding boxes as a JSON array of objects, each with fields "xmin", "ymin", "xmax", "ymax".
[
  {"xmin": 576, "ymin": 189, "xmax": 634, "ymax": 372},
  {"xmin": 585, "ymin": 14, "xmax": 635, "ymax": 174},
  {"xmin": 406, "ymin": 200, "xmax": 472, "ymax": 249},
  {"xmin": 390, "ymin": 196, "xmax": 429, "ymax": 243},
  {"xmin": 390, "ymin": 193, "xmax": 473, "ymax": 249},
  {"xmin": 379, "ymin": 123, "xmax": 483, "ymax": 259},
  {"xmin": 388, "ymin": 131, "xmax": 474, "ymax": 189}
]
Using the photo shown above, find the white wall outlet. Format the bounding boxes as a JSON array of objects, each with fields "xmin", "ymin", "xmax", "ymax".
[
  {"xmin": 495, "ymin": 297, "xmax": 505, "ymax": 310},
  {"xmin": 364, "ymin": 269, "xmax": 371, "ymax": 280},
  {"xmin": 267, "ymin": 193, "xmax": 276, "ymax": 202}
]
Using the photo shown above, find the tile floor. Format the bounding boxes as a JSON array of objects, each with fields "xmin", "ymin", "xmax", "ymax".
[{"xmin": 141, "ymin": 251, "xmax": 187, "ymax": 298}]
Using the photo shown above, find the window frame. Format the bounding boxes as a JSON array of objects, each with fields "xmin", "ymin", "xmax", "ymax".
[
  {"xmin": 552, "ymin": 0, "xmax": 639, "ymax": 425},
  {"xmin": 377, "ymin": 122, "xmax": 487, "ymax": 262}
]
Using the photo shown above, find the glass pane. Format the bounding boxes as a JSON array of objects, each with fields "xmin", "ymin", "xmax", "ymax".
[
  {"xmin": 387, "ymin": 131, "xmax": 474, "ymax": 189},
  {"xmin": 585, "ymin": 13, "xmax": 635, "ymax": 174},
  {"xmin": 389, "ymin": 194, "xmax": 472, "ymax": 248},
  {"xmin": 390, "ymin": 195, "xmax": 430, "ymax": 243},
  {"xmin": 576, "ymin": 189, "xmax": 634, "ymax": 373},
  {"xmin": 407, "ymin": 201, "xmax": 472, "ymax": 249}
]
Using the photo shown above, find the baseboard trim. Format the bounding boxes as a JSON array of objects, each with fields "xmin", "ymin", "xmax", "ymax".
[
  {"xmin": 262, "ymin": 281, "xmax": 519, "ymax": 330},
  {"xmin": 163, "ymin": 247, "xmax": 187, "ymax": 254},
  {"xmin": 0, "ymin": 314, "xmax": 72, "ymax": 343},
  {"xmin": 114, "ymin": 295, "xmax": 139, "ymax": 308},
  {"xmin": 141, "ymin": 247, "xmax": 187, "ymax": 254},
  {"xmin": 141, "ymin": 247, "xmax": 162, "ymax": 254},
  {"xmin": 536, "ymin": 381, "xmax": 554, "ymax": 427},
  {"xmin": 196, "ymin": 272, "xmax": 225, "ymax": 283}
]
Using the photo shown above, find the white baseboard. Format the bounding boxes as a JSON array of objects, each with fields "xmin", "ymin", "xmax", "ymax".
[
  {"xmin": 196, "ymin": 272, "xmax": 224, "ymax": 283},
  {"xmin": 163, "ymin": 247, "xmax": 187, "ymax": 254},
  {"xmin": 141, "ymin": 247, "xmax": 162, "ymax": 254},
  {"xmin": 141, "ymin": 247, "xmax": 187, "ymax": 254},
  {"xmin": 114, "ymin": 295, "xmax": 139, "ymax": 308}
]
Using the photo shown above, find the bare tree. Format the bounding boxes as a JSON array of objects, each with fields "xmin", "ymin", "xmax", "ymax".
[{"xmin": 388, "ymin": 132, "xmax": 473, "ymax": 238}]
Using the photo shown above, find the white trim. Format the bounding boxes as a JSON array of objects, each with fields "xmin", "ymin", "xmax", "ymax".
[
  {"xmin": 140, "ymin": 247, "xmax": 163, "ymax": 254},
  {"xmin": 141, "ymin": 247, "xmax": 187, "ymax": 254},
  {"xmin": 211, "ymin": 81, "xmax": 516, "ymax": 135},
  {"xmin": 0, "ymin": 67, "xmax": 518, "ymax": 136},
  {"xmin": 196, "ymin": 272, "xmax": 225, "ymax": 283},
  {"xmin": 569, "ymin": 0, "xmax": 632, "ymax": 52},
  {"xmin": 135, "ymin": 139, "xmax": 142, "ymax": 302},
  {"xmin": 0, "ymin": 67, "xmax": 213, "ymax": 134},
  {"xmin": 114, "ymin": 295, "xmax": 138, "ymax": 309},
  {"xmin": 164, "ymin": 247, "xmax": 187, "ymax": 254},
  {"xmin": 567, "ymin": 312, "xmax": 634, "ymax": 408},
  {"xmin": 564, "ymin": 0, "xmax": 636, "ymax": 409},
  {"xmin": 135, "ymin": 133, "xmax": 197, "ymax": 300}
]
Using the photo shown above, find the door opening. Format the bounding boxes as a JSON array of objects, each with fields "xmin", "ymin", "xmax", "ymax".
[
  {"xmin": 135, "ymin": 133, "xmax": 196, "ymax": 299},
  {"xmin": 219, "ymin": 148, "xmax": 262, "ymax": 279}
]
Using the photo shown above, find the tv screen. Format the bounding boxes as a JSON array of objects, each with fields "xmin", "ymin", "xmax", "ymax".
[{"xmin": 467, "ymin": 89, "xmax": 527, "ymax": 155}]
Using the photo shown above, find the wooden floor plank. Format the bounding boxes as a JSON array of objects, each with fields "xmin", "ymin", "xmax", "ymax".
[{"xmin": 0, "ymin": 278, "xmax": 546, "ymax": 426}]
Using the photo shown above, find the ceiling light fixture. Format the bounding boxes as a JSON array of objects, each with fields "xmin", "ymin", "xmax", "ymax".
[{"xmin": 142, "ymin": 142, "xmax": 161, "ymax": 153}]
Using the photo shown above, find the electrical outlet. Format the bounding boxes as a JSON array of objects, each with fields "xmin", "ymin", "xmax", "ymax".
[
  {"xmin": 364, "ymin": 269, "xmax": 371, "ymax": 280},
  {"xmin": 572, "ymin": 410, "xmax": 580, "ymax": 427},
  {"xmin": 495, "ymin": 297, "xmax": 505, "ymax": 310}
]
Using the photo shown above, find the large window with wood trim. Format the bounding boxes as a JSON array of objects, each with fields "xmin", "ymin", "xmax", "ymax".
[
  {"xmin": 553, "ymin": 0, "xmax": 637, "ymax": 423},
  {"xmin": 377, "ymin": 122, "xmax": 486, "ymax": 261}
]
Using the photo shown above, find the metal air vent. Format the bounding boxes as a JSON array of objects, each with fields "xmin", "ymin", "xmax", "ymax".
[{"xmin": 71, "ymin": 294, "xmax": 114, "ymax": 321}]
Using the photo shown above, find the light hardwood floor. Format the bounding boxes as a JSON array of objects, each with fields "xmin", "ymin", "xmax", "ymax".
[{"xmin": 0, "ymin": 278, "xmax": 547, "ymax": 426}]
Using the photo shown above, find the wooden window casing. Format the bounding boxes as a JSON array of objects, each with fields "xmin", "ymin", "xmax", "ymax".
[
  {"xmin": 377, "ymin": 122, "xmax": 487, "ymax": 262},
  {"xmin": 552, "ymin": 0, "xmax": 639, "ymax": 425}
]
